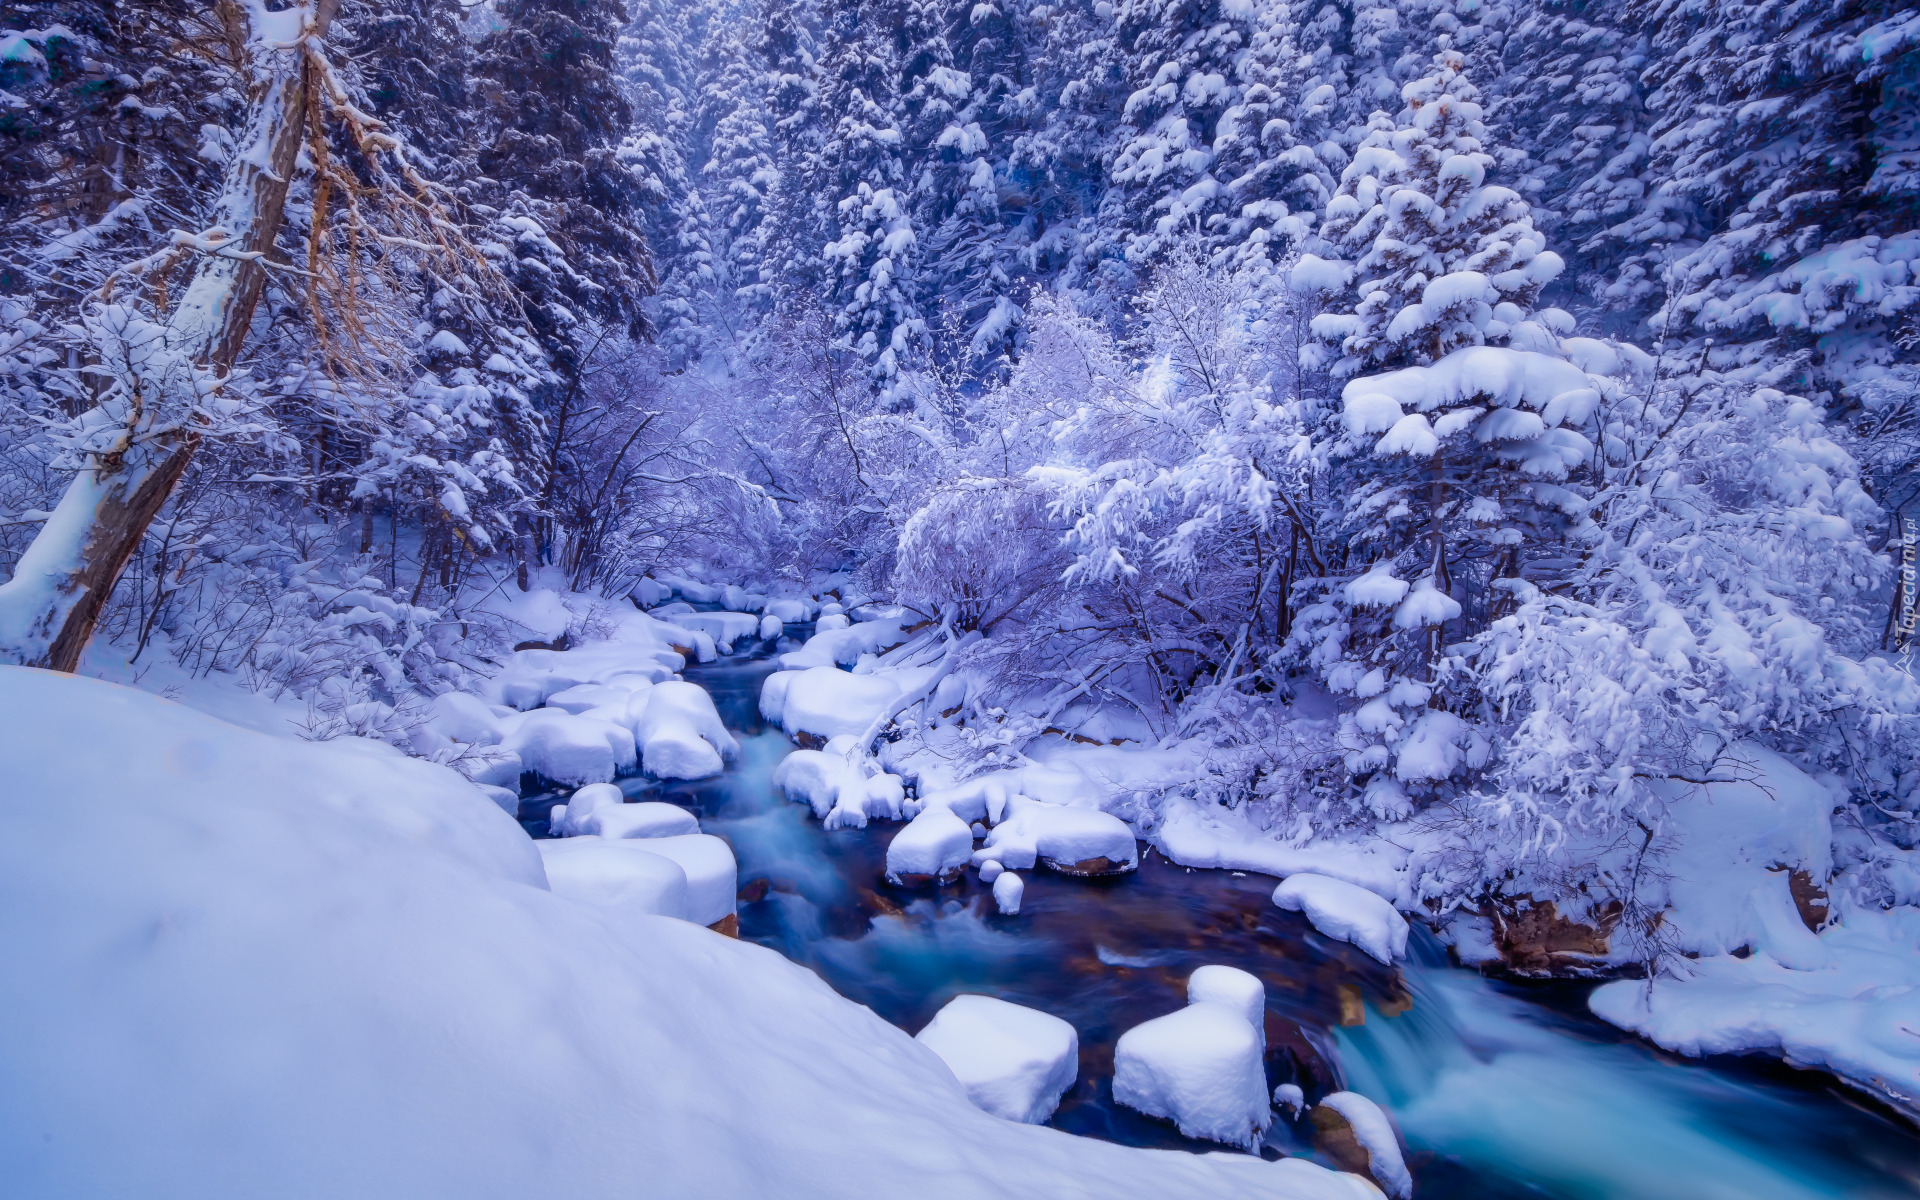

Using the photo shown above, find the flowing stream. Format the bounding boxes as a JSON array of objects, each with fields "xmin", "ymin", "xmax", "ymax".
[{"xmin": 523, "ymin": 646, "xmax": 1920, "ymax": 1199}]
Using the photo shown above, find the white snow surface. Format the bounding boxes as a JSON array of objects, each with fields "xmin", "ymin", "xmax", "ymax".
[
  {"xmin": 970, "ymin": 794, "xmax": 1138, "ymax": 872},
  {"xmin": 772, "ymin": 742, "xmax": 907, "ymax": 828},
  {"xmin": 915, "ymin": 995, "xmax": 1079, "ymax": 1124},
  {"xmin": 1272, "ymin": 874, "xmax": 1410, "ymax": 964},
  {"xmin": 887, "ymin": 803, "xmax": 976, "ymax": 881},
  {"xmin": 0, "ymin": 667, "xmax": 1378, "ymax": 1199},
  {"xmin": 634, "ymin": 679, "xmax": 739, "ymax": 780},
  {"xmin": 1588, "ymin": 906, "xmax": 1920, "ymax": 1116},
  {"xmin": 1188, "ymin": 965, "xmax": 1266, "ymax": 1045},
  {"xmin": 1113, "ymin": 999, "xmax": 1273, "ymax": 1151},
  {"xmin": 536, "ymin": 837, "xmax": 691, "ymax": 922},
  {"xmin": 572, "ymin": 800, "xmax": 701, "ymax": 840},
  {"xmin": 1318, "ymin": 1092, "xmax": 1411, "ymax": 1200},
  {"xmin": 634, "ymin": 833, "xmax": 738, "ymax": 926},
  {"xmin": 994, "ymin": 870, "xmax": 1025, "ymax": 915}
]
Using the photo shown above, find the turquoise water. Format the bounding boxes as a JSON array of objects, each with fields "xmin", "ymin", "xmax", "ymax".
[{"xmin": 525, "ymin": 648, "xmax": 1920, "ymax": 1198}]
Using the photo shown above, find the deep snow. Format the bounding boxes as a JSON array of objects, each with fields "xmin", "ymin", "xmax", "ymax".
[{"xmin": 0, "ymin": 667, "xmax": 1380, "ymax": 1200}]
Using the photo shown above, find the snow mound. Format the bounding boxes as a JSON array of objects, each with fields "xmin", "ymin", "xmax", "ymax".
[
  {"xmin": 549, "ymin": 781, "xmax": 623, "ymax": 835},
  {"xmin": 773, "ymin": 745, "xmax": 906, "ymax": 827},
  {"xmin": 635, "ymin": 680, "xmax": 739, "ymax": 780},
  {"xmin": 636, "ymin": 833, "xmax": 738, "ymax": 927},
  {"xmin": 915, "ymin": 995, "xmax": 1080, "ymax": 1124},
  {"xmin": 0, "ymin": 668, "xmax": 1381, "ymax": 1200},
  {"xmin": 762, "ymin": 664, "xmax": 920, "ymax": 742},
  {"xmin": 1272, "ymin": 874, "xmax": 1409, "ymax": 964},
  {"xmin": 502, "ymin": 708, "xmax": 635, "ymax": 786},
  {"xmin": 994, "ymin": 870, "xmax": 1025, "ymax": 915},
  {"xmin": 576, "ymin": 800, "xmax": 700, "ymax": 840},
  {"xmin": 536, "ymin": 838, "xmax": 691, "ymax": 922},
  {"xmin": 972, "ymin": 795, "xmax": 1138, "ymax": 874},
  {"xmin": 887, "ymin": 804, "xmax": 976, "ymax": 883},
  {"xmin": 776, "ymin": 610, "xmax": 914, "ymax": 670},
  {"xmin": 1317, "ymin": 1092, "xmax": 1411, "ymax": 1200},
  {"xmin": 1113, "ymin": 997, "xmax": 1272, "ymax": 1151},
  {"xmin": 1188, "ymin": 966, "xmax": 1266, "ymax": 1047},
  {"xmin": 660, "ymin": 611, "xmax": 762, "ymax": 651}
]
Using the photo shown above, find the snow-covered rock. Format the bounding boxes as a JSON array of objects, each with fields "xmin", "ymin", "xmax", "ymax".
[
  {"xmin": 635, "ymin": 680, "xmax": 739, "ymax": 780},
  {"xmin": 502, "ymin": 708, "xmax": 634, "ymax": 786},
  {"xmin": 1272, "ymin": 874, "xmax": 1409, "ymax": 964},
  {"xmin": 549, "ymin": 781, "xmax": 624, "ymax": 835},
  {"xmin": 637, "ymin": 833, "xmax": 738, "ymax": 928},
  {"xmin": 886, "ymin": 804, "xmax": 975, "ymax": 884},
  {"xmin": 662, "ymin": 611, "xmax": 762, "ymax": 650},
  {"xmin": 0, "ymin": 667, "xmax": 1384, "ymax": 1200},
  {"xmin": 536, "ymin": 838, "xmax": 692, "ymax": 922},
  {"xmin": 773, "ymin": 746, "xmax": 906, "ymax": 827},
  {"xmin": 1314, "ymin": 1093, "xmax": 1411, "ymax": 1200},
  {"xmin": 763, "ymin": 665, "xmax": 904, "ymax": 742},
  {"xmin": 993, "ymin": 871, "xmax": 1024, "ymax": 915},
  {"xmin": 763, "ymin": 596, "xmax": 815, "ymax": 624},
  {"xmin": 759, "ymin": 614, "xmax": 784, "ymax": 640},
  {"xmin": 972, "ymin": 795, "xmax": 1137, "ymax": 875},
  {"xmin": 1113, "ymin": 997, "xmax": 1272, "ymax": 1151},
  {"xmin": 916, "ymin": 995, "xmax": 1079, "ymax": 1124},
  {"xmin": 1188, "ymin": 966, "xmax": 1266, "ymax": 1047},
  {"xmin": 576, "ymin": 801, "xmax": 700, "ymax": 840}
]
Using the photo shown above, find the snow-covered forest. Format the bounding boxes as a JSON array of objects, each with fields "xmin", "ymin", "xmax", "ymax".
[{"xmin": 3, "ymin": 0, "xmax": 1919, "ymax": 1195}]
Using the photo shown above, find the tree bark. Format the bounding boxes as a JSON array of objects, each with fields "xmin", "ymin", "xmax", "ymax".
[{"xmin": 0, "ymin": 0, "xmax": 340, "ymax": 672}]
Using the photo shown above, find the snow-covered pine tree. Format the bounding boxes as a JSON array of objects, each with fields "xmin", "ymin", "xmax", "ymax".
[{"xmin": 1284, "ymin": 50, "xmax": 1613, "ymax": 821}]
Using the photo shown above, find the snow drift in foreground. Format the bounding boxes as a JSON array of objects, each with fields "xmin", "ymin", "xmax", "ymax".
[{"xmin": 0, "ymin": 668, "xmax": 1379, "ymax": 1200}]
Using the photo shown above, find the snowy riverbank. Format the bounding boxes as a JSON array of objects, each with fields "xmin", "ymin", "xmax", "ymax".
[{"xmin": 0, "ymin": 665, "xmax": 1387, "ymax": 1199}]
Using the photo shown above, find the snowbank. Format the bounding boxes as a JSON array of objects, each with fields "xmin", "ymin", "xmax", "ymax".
[
  {"xmin": 0, "ymin": 667, "xmax": 1381, "ymax": 1200},
  {"xmin": 915, "ymin": 995, "xmax": 1080, "ymax": 1124},
  {"xmin": 1589, "ymin": 906, "xmax": 1920, "ymax": 1117},
  {"xmin": 1272, "ymin": 874, "xmax": 1410, "ymax": 964}
]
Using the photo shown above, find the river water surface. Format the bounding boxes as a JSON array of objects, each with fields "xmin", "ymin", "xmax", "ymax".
[{"xmin": 522, "ymin": 646, "xmax": 1920, "ymax": 1199}]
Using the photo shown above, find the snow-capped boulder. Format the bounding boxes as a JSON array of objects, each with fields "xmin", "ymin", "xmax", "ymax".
[
  {"xmin": 549, "ymin": 781, "xmax": 624, "ymax": 836},
  {"xmin": 886, "ymin": 805, "xmax": 975, "ymax": 885},
  {"xmin": 915, "ymin": 995, "xmax": 1079, "ymax": 1125},
  {"xmin": 635, "ymin": 680, "xmax": 738, "ymax": 781},
  {"xmin": 1188, "ymin": 966, "xmax": 1266, "ymax": 1049},
  {"xmin": 1113, "ymin": 996, "xmax": 1271, "ymax": 1151},
  {"xmin": 637, "ymin": 833, "xmax": 738, "ymax": 929},
  {"xmin": 535, "ymin": 838, "xmax": 691, "ymax": 922},
  {"xmin": 972, "ymin": 796, "xmax": 1137, "ymax": 875},
  {"xmin": 501, "ymin": 709, "xmax": 634, "ymax": 786},
  {"xmin": 773, "ymin": 747, "xmax": 906, "ymax": 827},
  {"xmin": 759, "ymin": 613, "xmax": 784, "ymax": 640},
  {"xmin": 577, "ymin": 801, "xmax": 700, "ymax": 840},
  {"xmin": 993, "ymin": 871, "xmax": 1025, "ymax": 916},
  {"xmin": 1312, "ymin": 1092, "xmax": 1411, "ymax": 1200},
  {"xmin": 1272, "ymin": 874, "xmax": 1409, "ymax": 964}
]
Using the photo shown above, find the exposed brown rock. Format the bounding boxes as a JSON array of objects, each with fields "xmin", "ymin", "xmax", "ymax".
[
  {"xmin": 888, "ymin": 868, "xmax": 965, "ymax": 888},
  {"xmin": 1336, "ymin": 983, "xmax": 1366, "ymax": 1027},
  {"xmin": 1040, "ymin": 854, "xmax": 1136, "ymax": 877},
  {"xmin": 1488, "ymin": 898, "xmax": 1622, "ymax": 975},
  {"xmin": 707, "ymin": 913, "xmax": 739, "ymax": 938},
  {"xmin": 512, "ymin": 633, "xmax": 569, "ymax": 652},
  {"xmin": 1779, "ymin": 867, "xmax": 1830, "ymax": 931},
  {"xmin": 1310, "ymin": 1105, "xmax": 1377, "ymax": 1183},
  {"xmin": 793, "ymin": 731, "xmax": 828, "ymax": 750}
]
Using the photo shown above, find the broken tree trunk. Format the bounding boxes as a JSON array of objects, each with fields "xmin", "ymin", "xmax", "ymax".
[{"xmin": 0, "ymin": 0, "xmax": 340, "ymax": 671}]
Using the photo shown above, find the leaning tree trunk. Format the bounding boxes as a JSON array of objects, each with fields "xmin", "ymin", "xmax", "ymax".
[{"xmin": 0, "ymin": 0, "xmax": 339, "ymax": 671}]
